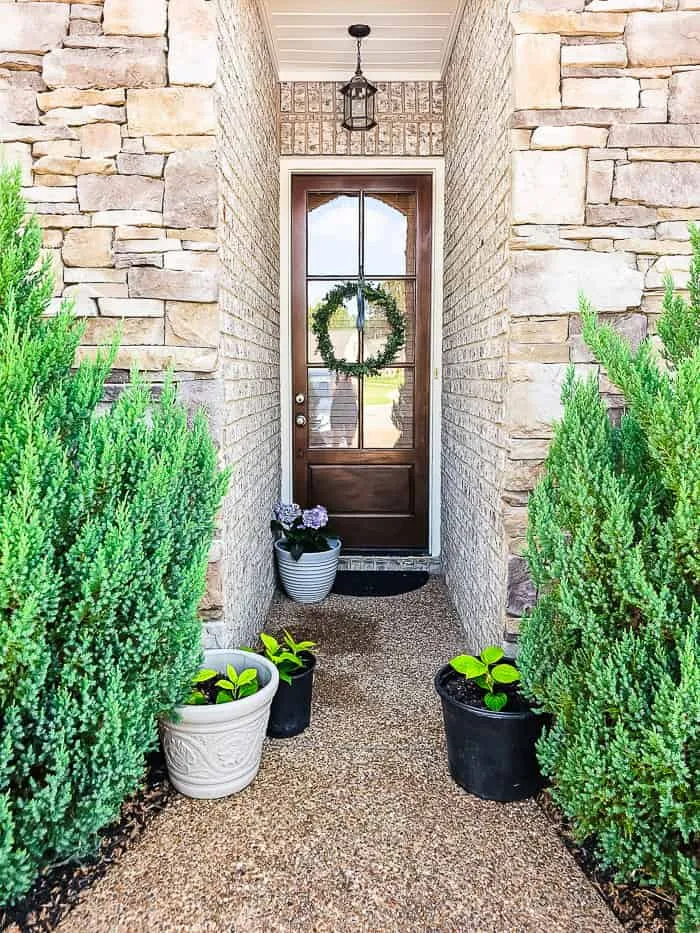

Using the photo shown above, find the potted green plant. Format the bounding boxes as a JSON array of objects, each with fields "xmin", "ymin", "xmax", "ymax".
[
  {"xmin": 271, "ymin": 503, "xmax": 341, "ymax": 603},
  {"xmin": 259, "ymin": 630, "xmax": 318, "ymax": 738},
  {"xmin": 434, "ymin": 646, "xmax": 545, "ymax": 802},
  {"xmin": 161, "ymin": 649, "xmax": 279, "ymax": 799}
]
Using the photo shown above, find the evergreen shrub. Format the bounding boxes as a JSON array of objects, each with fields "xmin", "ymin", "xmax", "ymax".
[
  {"xmin": 0, "ymin": 164, "xmax": 229, "ymax": 904},
  {"xmin": 520, "ymin": 226, "xmax": 700, "ymax": 930}
]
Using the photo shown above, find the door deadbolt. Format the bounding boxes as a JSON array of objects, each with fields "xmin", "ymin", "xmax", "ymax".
[
  {"xmin": 295, "ymin": 392, "xmax": 305, "ymax": 404},
  {"xmin": 295, "ymin": 414, "xmax": 307, "ymax": 427}
]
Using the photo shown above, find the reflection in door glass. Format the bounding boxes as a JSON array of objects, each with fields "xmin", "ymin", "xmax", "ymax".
[
  {"xmin": 363, "ymin": 369, "xmax": 414, "ymax": 449},
  {"xmin": 308, "ymin": 370, "xmax": 359, "ymax": 449},
  {"xmin": 307, "ymin": 194, "xmax": 359, "ymax": 277},
  {"xmin": 362, "ymin": 280, "xmax": 415, "ymax": 364},
  {"xmin": 307, "ymin": 281, "xmax": 359, "ymax": 364},
  {"xmin": 364, "ymin": 193, "xmax": 417, "ymax": 276}
]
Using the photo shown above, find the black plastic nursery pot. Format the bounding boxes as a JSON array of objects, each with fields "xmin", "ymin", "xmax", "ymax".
[
  {"xmin": 267, "ymin": 652, "xmax": 316, "ymax": 738},
  {"xmin": 434, "ymin": 664, "xmax": 546, "ymax": 802}
]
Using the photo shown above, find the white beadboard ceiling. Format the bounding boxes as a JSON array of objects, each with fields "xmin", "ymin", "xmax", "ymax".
[{"xmin": 261, "ymin": 0, "xmax": 464, "ymax": 81}]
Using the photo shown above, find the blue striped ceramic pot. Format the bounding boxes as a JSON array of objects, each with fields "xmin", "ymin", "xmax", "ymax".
[{"xmin": 274, "ymin": 537, "xmax": 341, "ymax": 603}]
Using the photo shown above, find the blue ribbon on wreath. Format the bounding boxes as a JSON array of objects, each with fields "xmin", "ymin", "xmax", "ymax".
[{"xmin": 356, "ymin": 280, "xmax": 366, "ymax": 331}]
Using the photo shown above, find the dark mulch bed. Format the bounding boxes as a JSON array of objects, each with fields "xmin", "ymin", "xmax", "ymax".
[
  {"xmin": 538, "ymin": 791, "xmax": 677, "ymax": 932},
  {"xmin": 0, "ymin": 751, "xmax": 174, "ymax": 933}
]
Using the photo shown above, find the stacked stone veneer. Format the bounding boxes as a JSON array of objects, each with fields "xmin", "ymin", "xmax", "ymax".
[
  {"xmin": 442, "ymin": 0, "xmax": 513, "ymax": 648},
  {"xmin": 0, "ymin": 0, "xmax": 279, "ymax": 645},
  {"xmin": 503, "ymin": 1, "xmax": 700, "ymax": 633},
  {"xmin": 279, "ymin": 81, "xmax": 444, "ymax": 156}
]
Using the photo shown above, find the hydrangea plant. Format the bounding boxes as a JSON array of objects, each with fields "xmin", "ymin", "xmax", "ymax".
[
  {"xmin": 450, "ymin": 647, "xmax": 520, "ymax": 711},
  {"xmin": 271, "ymin": 502, "xmax": 334, "ymax": 561}
]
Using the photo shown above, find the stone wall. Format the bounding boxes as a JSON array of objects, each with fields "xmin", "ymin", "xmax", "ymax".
[
  {"xmin": 279, "ymin": 81, "xmax": 444, "ymax": 156},
  {"xmin": 504, "ymin": 1, "xmax": 700, "ymax": 632},
  {"xmin": 442, "ymin": 0, "xmax": 514, "ymax": 648},
  {"xmin": 0, "ymin": 0, "xmax": 279, "ymax": 645},
  {"xmin": 215, "ymin": 0, "xmax": 280, "ymax": 646}
]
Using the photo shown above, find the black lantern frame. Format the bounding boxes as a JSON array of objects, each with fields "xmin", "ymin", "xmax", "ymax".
[{"xmin": 341, "ymin": 25, "xmax": 377, "ymax": 132}]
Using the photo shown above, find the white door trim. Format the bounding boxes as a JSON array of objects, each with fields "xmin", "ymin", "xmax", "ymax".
[{"xmin": 279, "ymin": 156, "xmax": 444, "ymax": 557}]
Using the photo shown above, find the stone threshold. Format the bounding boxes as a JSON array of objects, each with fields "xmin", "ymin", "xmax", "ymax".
[{"xmin": 338, "ymin": 554, "xmax": 442, "ymax": 574}]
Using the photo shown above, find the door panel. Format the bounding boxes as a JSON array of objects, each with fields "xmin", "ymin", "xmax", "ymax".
[{"xmin": 292, "ymin": 174, "xmax": 432, "ymax": 552}]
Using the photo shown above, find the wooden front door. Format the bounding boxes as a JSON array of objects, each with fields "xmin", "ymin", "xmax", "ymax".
[{"xmin": 291, "ymin": 174, "xmax": 432, "ymax": 552}]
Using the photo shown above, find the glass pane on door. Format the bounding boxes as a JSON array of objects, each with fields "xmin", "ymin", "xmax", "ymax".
[
  {"xmin": 362, "ymin": 280, "xmax": 416, "ymax": 364},
  {"xmin": 307, "ymin": 193, "xmax": 359, "ymax": 277},
  {"xmin": 308, "ymin": 370, "xmax": 359, "ymax": 449},
  {"xmin": 364, "ymin": 193, "xmax": 417, "ymax": 276},
  {"xmin": 307, "ymin": 281, "xmax": 360, "ymax": 364},
  {"xmin": 363, "ymin": 369, "xmax": 414, "ymax": 449}
]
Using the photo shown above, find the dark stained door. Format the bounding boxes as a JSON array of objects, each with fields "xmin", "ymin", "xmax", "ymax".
[{"xmin": 291, "ymin": 174, "xmax": 432, "ymax": 552}]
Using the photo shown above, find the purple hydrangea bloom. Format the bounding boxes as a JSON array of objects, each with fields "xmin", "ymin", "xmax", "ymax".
[
  {"xmin": 302, "ymin": 505, "xmax": 328, "ymax": 530},
  {"xmin": 274, "ymin": 502, "xmax": 302, "ymax": 526}
]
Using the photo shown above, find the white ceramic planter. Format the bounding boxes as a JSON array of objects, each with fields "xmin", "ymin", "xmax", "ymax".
[
  {"xmin": 274, "ymin": 537, "xmax": 341, "ymax": 604},
  {"xmin": 161, "ymin": 649, "xmax": 279, "ymax": 799}
]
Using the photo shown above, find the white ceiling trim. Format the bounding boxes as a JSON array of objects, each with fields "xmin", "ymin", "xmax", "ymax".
[
  {"xmin": 439, "ymin": 0, "xmax": 467, "ymax": 79},
  {"xmin": 260, "ymin": 0, "xmax": 463, "ymax": 82}
]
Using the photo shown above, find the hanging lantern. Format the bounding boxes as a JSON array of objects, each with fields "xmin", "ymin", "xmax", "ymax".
[{"xmin": 341, "ymin": 25, "xmax": 377, "ymax": 132}]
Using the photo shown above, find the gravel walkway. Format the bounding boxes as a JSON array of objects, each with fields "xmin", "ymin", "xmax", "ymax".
[{"xmin": 58, "ymin": 579, "xmax": 620, "ymax": 933}]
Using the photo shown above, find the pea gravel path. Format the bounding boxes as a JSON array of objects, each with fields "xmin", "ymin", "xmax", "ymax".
[{"xmin": 58, "ymin": 579, "xmax": 620, "ymax": 933}]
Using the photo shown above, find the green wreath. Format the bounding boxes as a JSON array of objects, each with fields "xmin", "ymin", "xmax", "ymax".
[{"xmin": 311, "ymin": 281, "xmax": 406, "ymax": 378}]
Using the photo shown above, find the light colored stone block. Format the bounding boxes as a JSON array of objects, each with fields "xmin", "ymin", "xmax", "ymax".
[
  {"xmin": 508, "ymin": 363, "xmax": 569, "ymax": 436},
  {"xmin": 2, "ymin": 3, "xmax": 69, "ymax": 55},
  {"xmin": 512, "ymin": 150, "xmax": 586, "ymax": 224},
  {"xmin": 127, "ymin": 89, "xmax": 216, "ymax": 136},
  {"xmin": 143, "ymin": 135, "xmax": 216, "ymax": 153},
  {"xmin": 64, "ymin": 268, "xmax": 127, "ymax": 284},
  {"xmin": 669, "ymin": 71, "xmax": 700, "ymax": 124},
  {"xmin": 83, "ymin": 315, "xmax": 164, "ymax": 346},
  {"xmin": 609, "ymin": 124, "xmax": 700, "ymax": 147},
  {"xmin": 0, "ymin": 142, "xmax": 32, "ymax": 185},
  {"xmin": 77, "ymin": 175, "xmax": 164, "ymax": 212},
  {"xmin": 38, "ymin": 90, "xmax": 125, "ymax": 111},
  {"xmin": 561, "ymin": 43, "xmax": 627, "ymax": 67},
  {"xmin": 628, "ymin": 148, "xmax": 700, "ymax": 162},
  {"xmin": 512, "ymin": 12, "xmax": 626, "ymax": 35},
  {"xmin": 587, "ymin": 160, "xmax": 614, "ymax": 204},
  {"xmin": 511, "ymin": 250, "xmax": 644, "ymax": 316},
  {"xmin": 531, "ymin": 126, "xmax": 608, "ymax": 149},
  {"xmin": 0, "ymin": 89, "xmax": 38, "ymax": 125},
  {"xmin": 76, "ymin": 345, "xmax": 218, "ymax": 372},
  {"xmin": 562, "ymin": 77, "xmax": 639, "ymax": 109},
  {"xmin": 91, "ymin": 210, "xmax": 163, "ymax": 226},
  {"xmin": 128, "ymin": 268, "xmax": 218, "ymax": 302},
  {"xmin": 43, "ymin": 48, "xmax": 166, "ymax": 90},
  {"xmin": 63, "ymin": 227, "xmax": 113, "ymax": 268},
  {"xmin": 34, "ymin": 156, "xmax": 115, "ymax": 177},
  {"xmin": 103, "ymin": 0, "xmax": 167, "ymax": 37},
  {"xmin": 613, "ymin": 162, "xmax": 700, "ymax": 208},
  {"xmin": 166, "ymin": 301, "xmax": 219, "ymax": 347},
  {"xmin": 116, "ymin": 153, "xmax": 165, "ymax": 177},
  {"xmin": 163, "ymin": 151, "xmax": 217, "ymax": 228},
  {"xmin": 513, "ymin": 34, "xmax": 561, "ymax": 110},
  {"xmin": 98, "ymin": 298, "xmax": 164, "ymax": 317},
  {"xmin": 168, "ymin": 0, "xmax": 217, "ymax": 87},
  {"xmin": 626, "ymin": 12, "xmax": 700, "ymax": 66},
  {"xmin": 78, "ymin": 124, "xmax": 122, "ymax": 158},
  {"xmin": 164, "ymin": 251, "xmax": 218, "ymax": 272},
  {"xmin": 40, "ymin": 106, "xmax": 126, "ymax": 127}
]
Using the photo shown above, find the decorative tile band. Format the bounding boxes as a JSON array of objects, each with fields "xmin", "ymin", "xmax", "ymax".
[{"xmin": 279, "ymin": 81, "xmax": 444, "ymax": 157}]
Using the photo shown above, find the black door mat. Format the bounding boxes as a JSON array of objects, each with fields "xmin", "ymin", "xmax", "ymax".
[{"xmin": 332, "ymin": 571, "xmax": 430, "ymax": 597}]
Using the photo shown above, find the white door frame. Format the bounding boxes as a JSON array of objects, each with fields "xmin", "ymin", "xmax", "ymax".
[{"xmin": 279, "ymin": 156, "xmax": 444, "ymax": 557}]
